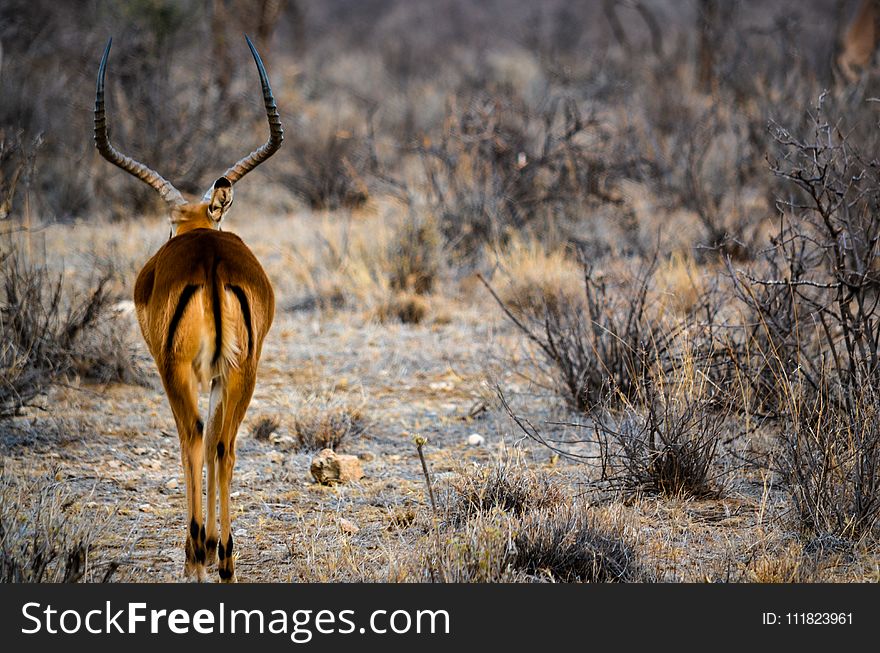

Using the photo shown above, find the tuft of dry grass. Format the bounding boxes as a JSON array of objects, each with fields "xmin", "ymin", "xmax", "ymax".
[
  {"xmin": 654, "ymin": 251, "xmax": 706, "ymax": 316},
  {"xmin": 292, "ymin": 404, "xmax": 366, "ymax": 452},
  {"xmin": 387, "ymin": 214, "xmax": 442, "ymax": 296},
  {"xmin": 400, "ymin": 448, "xmax": 649, "ymax": 583},
  {"xmin": 375, "ymin": 292, "xmax": 430, "ymax": 325},
  {"xmin": 747, "ymin": 542, "xmax": 819, "ymax": 583},
  {"xmin": 410, "ymin": 503, "xmax": 648, "ymax": 583},
  {"xmin": 492, "ymin": 238, "xmax": 583, "ymax": 318},
  {"xmin": 251, "ymin": 415, "xmax": 281, "ymax": 441},
  {"xmin": 511, "ymin": 504, "xmax": 649, "ymax": 582},
  {"xmin": 444, "ymin": 449, "xmax": 563, "ymax": 524}
]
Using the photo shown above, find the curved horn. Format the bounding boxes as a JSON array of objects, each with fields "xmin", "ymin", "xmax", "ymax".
[
  {"xmin": 94, "ymin": 38, "xmax": 186, "ymax": 206},
  {"xmin": 219, "ymin": 35, "xmax": 284, "ymax": 185}
]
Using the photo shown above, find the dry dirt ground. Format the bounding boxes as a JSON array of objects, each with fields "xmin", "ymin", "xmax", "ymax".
[{"xmin": 2, "ymin": 210, "xmax": 879, "ymax": 583}]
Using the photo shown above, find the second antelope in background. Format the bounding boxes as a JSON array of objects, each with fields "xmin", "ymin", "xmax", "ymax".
[{"xmin": 94, "ymin": 35, "xmax": 283, "ymax": 582}]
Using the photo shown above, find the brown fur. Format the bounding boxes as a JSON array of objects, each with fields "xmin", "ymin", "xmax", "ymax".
[{"xmin": 134, "ymin": 198, "xmax": 274, "ymax": 582}]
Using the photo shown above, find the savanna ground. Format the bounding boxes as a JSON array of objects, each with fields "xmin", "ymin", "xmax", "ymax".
[{"xmin": 3, "ymin": 0, "xmax": 880, "ymax": 583}]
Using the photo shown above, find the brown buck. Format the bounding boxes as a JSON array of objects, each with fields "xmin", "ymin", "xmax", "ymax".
[{"xmin": 94, "ymin": 36, "xmax": 282, "ymax": 582}]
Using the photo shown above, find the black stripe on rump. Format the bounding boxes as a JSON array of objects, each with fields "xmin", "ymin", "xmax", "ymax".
[
  {"xmin": 211, "ymin": 258, "xmax": 222, "ymax": 365},
  {"xmin": 166, "ymin": 284, "xmax": 199, "ymax": 356},
  {"xmin": 226, "ymin": 284, "xmax": 253, "ymax": 358}
]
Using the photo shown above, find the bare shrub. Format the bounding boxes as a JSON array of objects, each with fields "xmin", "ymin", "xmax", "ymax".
[
  {"xmin": 733, "ymin": 95, "xmax": 880, "ymax": 540},
  {"xmin": 482, "ymin": 254, "xmax": 672, "ymax": 413},
  {"xmin": 780, "ymin": 384, "xmax": 880, "ymax": 540},
  {"xmin": 765, "ymin": 95, "xmax": 880, "ymax": 407},
  {"xmin": 292, "ymin": 404, "xmax": 366, "ymax": 452},
  {"xmin": 0, "ymin": 469, "xmax": 115, "ymax": 582},
  {"xmin": 592, "ymin": 376, "xmax": 727, "ymax": 498},
  {"xmin": 420, "ymin": 91, "xmax": 629, "ymax": 258},
  {"xmin": 0, "ymin": 248, "xmax": 148, "ymax": 417},
  {"xmin": 285, "ymin": 130, "xmax": 370, "ymax": 211}
]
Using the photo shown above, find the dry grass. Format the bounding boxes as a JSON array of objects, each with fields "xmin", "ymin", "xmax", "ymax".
[
  {"xmin": 374, "ymin": 292, "xmax": 430, "ymax": 325},
  {"xmin": 747, "ymin": 542, "xmax": 820, "ymax": 583},
  {"xmin": 654, "ymin": 251, "xmax": 707, "ymax": 317},
  {"xmin": 387, "ymin": 214, "xmax": 442, "ymax": 296},
  {"xmin": 292, "ymin": 403, "xmax": 367, "ymax": 452},
  {"xmin": 406, "ymin": 502, "xmax": 649, "ymax": 583},
  {"xmin": 492, "ymin": 238, "xmax": 584, "ymax": 318},
  {"xmin": 279, "ymin": 204, "xmax": 443, "ymax": 324},
  {"xmin": 510, "ymin": 504, "xmax": 649, "ymax": 582},
  {"xmin": 443, "ymin": 448, "xmax": 563, "ymax": 524},
  {"xmin": 250, "ymin": 415, "xmax": 281, "ymax": 442},
  {"xmin": 0, "ymin": 467, "xmax": 117, "ymax": 582}
]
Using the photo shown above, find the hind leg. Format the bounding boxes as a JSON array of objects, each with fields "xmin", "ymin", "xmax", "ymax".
[
  {"xmin": 212, "ymin": 369, "xmax": 255, "ymax": 583},
  {"xmin": 165, "ymin": 363, "xmax": 208, "ymax": 582},
  {"xmin": 204, "ymin": 379, "xmax": 223, "ymax": 566}
]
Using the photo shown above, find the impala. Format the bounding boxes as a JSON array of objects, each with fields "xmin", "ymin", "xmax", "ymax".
[{"xmin": 94, "ymin": 35, "xmax": 283, "ymax": 582}]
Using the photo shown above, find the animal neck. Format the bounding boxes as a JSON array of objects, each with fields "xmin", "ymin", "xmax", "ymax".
[{"xmin": 171, "ymin": 203, "xmax": 218, "ymax": 236}]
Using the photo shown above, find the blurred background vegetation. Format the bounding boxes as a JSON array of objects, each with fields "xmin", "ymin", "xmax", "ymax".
[{"xmin": 0, "ymin": 0, "xmax": 875, "ymax": 231}]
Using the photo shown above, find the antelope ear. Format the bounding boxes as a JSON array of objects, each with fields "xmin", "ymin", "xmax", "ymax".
[{"xmin": 207, "ymin": 176, "xmax": 234, "ymax": 221}]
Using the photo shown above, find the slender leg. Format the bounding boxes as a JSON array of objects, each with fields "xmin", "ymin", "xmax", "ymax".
[
  {"xmin": 204, "ymin": 379, "xmax": 223, "ymax": 566},
  {"xmin": 216, "ymin": 371, "xmax": 255, "ymax": 583},
  {"xmin": 165, "ymin": 364, "xmax": 207, "ymax": 582},
  {"xmin": 185, "ymin": 428, "xmax": 206, "ymax": 579},
  {"xmin": 217, "ymin": 438, "xmax": 237, "ymax": 583}
]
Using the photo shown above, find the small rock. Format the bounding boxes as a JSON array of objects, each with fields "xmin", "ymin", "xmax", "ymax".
[
  {"xmin": 165, "ymin": 478, "xmax": 178, "ymax": 490},
  {"xmin": 467, "ymin": 433, "xmax": 485, "ymax": 446},
  {"xmin": 310, "ymin": 448, "xmax": 365, "ymax": 485},
  {"xmin": 138, "ymin": 504, "xmax": 152, "ymax": 512},
  {"xmin": 358, "ymin": 451, "xmax": 376, "ymax": 461},
  {"xmin": 338, "ymin": 518, "xmax": 360, "ymax": 535}
]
